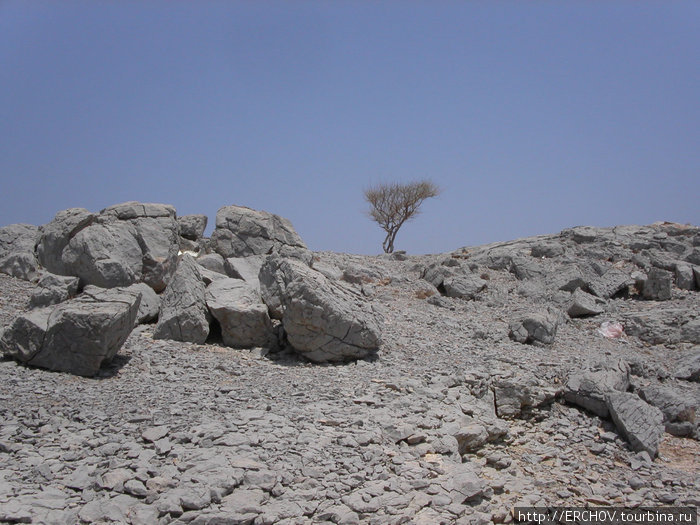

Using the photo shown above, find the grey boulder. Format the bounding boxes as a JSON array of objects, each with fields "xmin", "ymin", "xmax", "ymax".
[
  {"xmin": 123, "ymin": 283, "xmax": 160, "ymax": 324},
  {"xmin": 36, "ymin": 208, "xmax": 95, "ymax": 275},
  {"xmin": 589, "ymin": 268, "xmax": 633, "ymax": 299},
  {"xmin": 564, "ymin": 360, "xmax": 630, "ymax": 417},
  {"xmin": 178, "ymin": 214, "xmax": 208, "ymax": 241},
  {"xmin": 567, "ymin": 289, "xmax": 605, "ymax": 318},
  {"xmin": 225, "ymin": 255, "xmax": 265, "ymax": 290},
  {"xmin": 196, "ymin": 253, "xmax": 227, "ymax": 275},
  {"xmin": 153, "ymin": 255, "xmax": 210, "ymax": 344},
  {"xmin": 205, "ymin": 278, "xmax": 273, "ymax": 348},
  {"xmin": 508, "ymin": 310, "xmax": 559, "ymax": 345},
  {"xmin": 210, "ymin": 205, "xmax": 306, "ymax": 258},
  {"xmin": 606, "ymin": 392, "xmax": 665, "ymax": 458},
  {"xmin": 637, "ymin": 384, "xmax": 697, "ymax": 436},
  {"xmin": 674, "ymin": 347, "xmax": 700, "ymax": 382},
  {"xmin": 259, "ymin": 255, "xmax": 382, "ymax": 362},
  {"xmin": 29, "ymin": 273, "xmax": 80, "ymax": 308},
  {"xmin": 0, "ymin": 286, "xmax": 140, "ymax": 376},
  {"xmin": 642, "ymin": 268, "xmax": 673, "ymax": 301},
  {"xmin": 0, "ymin": 223, "xmax": 41, "ymax": 281}
]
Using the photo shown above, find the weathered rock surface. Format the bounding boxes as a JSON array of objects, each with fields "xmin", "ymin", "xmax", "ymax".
[
  {"xmin": 564, "ymin": 360, "xmax": 630, "ymax": 417},
  {"xmin": 643, "ymin": 268, "xmax": 673, "ymax": 301},
  {"xmin": 153, "ymin": 255, "xmax": 209, "ymax": 343},
  {"xmin": 178, "ymin": 214, "xmax": 208, "ymax": 241},
  {"xmin": 205, "ymin": 278, "xmax": 273, "ymax": 348},
  {"xmin": 508, "ymin": 310, "xmax": 559, "ymax": 345},
  {"xmin": 606, "ymin": 392, "xmax": 665, "ymax": 457},
  {"xmin": 124, "ymin": 282, "xmax": 160, "ymax": 324},
  {"xmin": 0, "ymin": 286, "xmax": 140, "ymax": 376},
  {"xmin": 210, "ymin": 205, "xmax": 306, "ymax": 258},
  {"xmin": 260, "ymin": 255, "xmax": 382, "ymax": 362},
  {"xmin": 0, "ymin": 223, "xmax": 40, "ymax": 281},
  {"xmin": 637, "ymin": 384, "xmax": 697, "ymax": 436},
  {"xmin": 674, "ymin": 347, "xmax": 700, "ymax": 382},
  {"xmin": 567, "ymin": 288, "xmax": 605, "ymax": 317},
  {"xmin": 29, "ymin": 273, "xmax": 80, "ymax": 308}
]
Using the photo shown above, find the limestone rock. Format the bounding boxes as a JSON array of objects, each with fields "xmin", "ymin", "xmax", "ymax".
[
  {"xmin": 29, "ymin": 273, "xmax": 80, "ymax": 308},
  {"xmin": 508, "ymin": 310, "xmax": 559, "ymax": 345},
  {"xmin": 36, "ymin": 208, "xmax": 95, "ymax": 275},
  {"xmin": 643, "ymin": 268, "xmax": 673, "ymax": 301},
  {"xmin": 153, "ymin": 255, "xmax": 210, "ymax": 344},
  {"xmin": 637, "ymin": 384, "xmax": 696, "ymax": 436},
  {"xmin": 567, "ymin": 289, "xmax": 605, "ymax": 317},
  {"xmin": 259, "ymin": 255, "xmax": 381, "ymax": 362},
  {"xmin": 606, "ymin": 392, "xmax": 665, "ymax": 457},
  {"xmin": 674, "ymin": 347, "xmax": 700, "ymax": 382},
  {"xmin": 589, "ymin": 268, "xmax": 633, "ymax": 299},
  {"xmin": 123, "ymin": 282, "xmax": 160, "ymax": 324},
  {"xmin": 178, "ymin": 214, "xmax": 208, "ymax": 241},
  {"xmin": 674, "ymin": 263, "xmax": 696, "ymax": 290},
  {"xmin": 210, "ymin": 205, "xmax": 306, "ymax": 258},
  {"xmin": 0, "ymin": 286, "xmax": 140, "ymax": 376},
  {"xmin": 564, "ymin": 360, "xmax": 630, "ymax": 417},
  {"xmin": 225, "ymin": 255, "xmax": 265, "ymax": 290},
  {"xmin": 0, "ymin": 223, "xmax": 40, "ymax": 281},
  {"xmin": 205, "ymin": 278, "xmax": 273, "ymax": 348},
  {"xmin": 197, "ymin": 253, "xmax": 227, "ymax": 275}
]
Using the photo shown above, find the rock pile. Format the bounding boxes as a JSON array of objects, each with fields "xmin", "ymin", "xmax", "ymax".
[{"xmin": 0, "ymin": 210, "xmax": 699, "ymax": 523}]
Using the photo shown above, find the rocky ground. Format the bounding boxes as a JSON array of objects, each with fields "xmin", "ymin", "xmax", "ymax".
[{"xmin": 1, "ymin": 224, "xmax": 699, "ymax": 524}]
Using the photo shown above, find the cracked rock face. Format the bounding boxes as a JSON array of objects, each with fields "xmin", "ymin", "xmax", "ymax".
[
  {"xmin": 0, "ymin": 286, "xmax": 140, "ymax": 376},
  {"xmin": 153, "ymin": 255, "xmax": 210, "ymax": 344},
  {"xmin": 210, "ymin": 205, "xmax": 306, "ymax": 258},
  {"xmin": 260, "ymin": 255, "xmax": 382, "ymax": 362}
]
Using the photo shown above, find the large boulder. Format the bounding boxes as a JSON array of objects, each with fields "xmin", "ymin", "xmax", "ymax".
[
  {"xmin": 564, "ymin": 360, "xmax": 630, "ymax": 417},
  {"xmin": 0, "ymin": 223, "xmax": 41, "ymax": 281},
  {"xmin": 210, "ymin": 205, "xmax": 306, "ymax": 258},
  {"xmin": 178, "ymin": 214, "xmax": 208, "ymax": 241},
  {"xmin": 606, "ymin": 392, "xmax": 665, "ymax": 457},
  {"xmin": 259, "ymin": 255, "xmax": 382, "ymax": 362},
  {"xmin": 153, "ymin": 255, "xmax": 210, "ymax": 344},
  {"xmin": 642, "ymin": 268, "xmax": 672, "ymax": 301},
  {"xmin": 122, "ymin": 283, "xmax": 160, "ymax": 324},
  {"xmin": 205, "ymin": 278, "xmax": 273, "ymax": 348},
  {"xmin": 35, "ymin": 202, "xmax": 179, "ymax": 292},
  {"xmin": 0, "ymin": 287, "xmax": 140, "ymax": 376},
  {"xmin": 637, "ymin": 384, "xmax": 697, "ymax": 437}
]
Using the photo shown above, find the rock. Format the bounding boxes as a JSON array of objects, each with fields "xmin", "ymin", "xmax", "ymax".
[
  {"xmin": 674, "ymin": 347, "xmax": 700, "ymax": 382},
  {"xmin": 29, "ymin": 273, "xmax": 80, "ymax": 308},
  {"xmin": 0, "ymin": 224, "xmax": 40, "ymax": 281},
  {"xmin": 531, "ymin": 242, "xmax": 564, "ymax": 258},
  {"xmin": 224, "ymin": 255, "xmax": 265, "ymax": 290},
  {"xmin": 206, "ymin": 278, "xmax": 274, "ymax": 348},
  {"xmin": 0, "ymin": 286, "xmax": 140, "ymax": 376},
  {"xmin": 508, "ymin": 310, "xmax": 559, "ymax": 345},
  {"xmin": 442, "ymin": 274, "xmax": 487, "ymax": 300},
  {"xmin": 511, "ymin": 257, "xmax": 544, "ymax": 280},
  {"xmin": 178, "ymin": 214, "xmax": 208, "ymax": 241},
  {"xmin": 153, "ymin": 255, "xmax": 210, "ymax": 343},
  {"xmin": 606, "ymin": 392, "xmax": 665, "ymax": 457},
  {"xmin": 551, "ymin": 264, "xmax": 591, "ymax": 292},
  {"xmin": 637, "ymin": 384, "xmax": 696, "ymax": 436},
  {"xmin": 197, "ymin": 253, "xmax": 227, "ymax": 275},
  {"xmin": 450, "ymin": 463, "xmax": 487, "ymax": 503},
  {"xmin": 124, "ymin": 282, "xmax": 160, "ymax": 324},
  {"xmin": 36, "ymin": 208, "xmax": 95, "ymax": 275},
  {"xmin": 210, "ymin": 205, "xmax": 306, "ymax": 258},
  {"xmin": 589, "ymin": 269, "xmax": 633, "ymax": 299},
  {"xmin": 675, "ymin": 263, "xmax": 696, "ymax": 290},
  {"xmin": 259, "ymin": 255, "xmax": 382, "ymax": 362},
  {"xmin": 623, "ymin": 309, "xmax": 691, "ymax": 345},
  {"xmin": 492, "ymin": 373, "xmax": 560, "ymax": 418},
  {"xmin": 567, "ymin": 289, "xmax": 605, "ymax": 317},
  {"xmin": 453, "ymin": 424, "xmax": 489, "ymax": 454},
  {"xmin": 643, "ymin": 268, "xmax": 673, "ymax": 300},
  {"xmin": 564, "ymin": 360, "xmax": 630, "ymax": 417},
  {"xmin": 680, "ymin": 319, "xmax": 700, "ymax": 344}
]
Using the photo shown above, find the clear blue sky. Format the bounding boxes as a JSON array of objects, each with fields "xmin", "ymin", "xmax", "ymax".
[{"xmin": 1, "ymin": 2, "xmax": 698, "ymax": 254}]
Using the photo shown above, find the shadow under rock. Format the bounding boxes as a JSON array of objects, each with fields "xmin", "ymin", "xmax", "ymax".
[{"xmin": 94, "ymin": 354, "xmax": 132, "ymax": 379}]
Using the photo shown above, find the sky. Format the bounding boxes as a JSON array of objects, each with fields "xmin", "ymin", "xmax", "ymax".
[{"xmin": 1, "ymin": 1, "xmax": 698, "ymax": 255}]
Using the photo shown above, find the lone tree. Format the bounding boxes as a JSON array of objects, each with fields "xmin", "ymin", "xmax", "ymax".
[{"xmin": 364, "ymin": 180, "xmax": 440, "ymax": 254}]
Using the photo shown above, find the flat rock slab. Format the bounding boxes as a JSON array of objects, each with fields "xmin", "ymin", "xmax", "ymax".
[
  {"xmin": 564, "ymin": 360, "xmax": 630, "ymax": 417},
  {"xmin": 0, "ymin": 287, "xmax": 140, "ymax": 376},
  {"xmin": 606, "ymin": 392, "xmax": 665, "ymax": 458},
  {"xmin": 567, "ymin": 288, "xmax": 605, "ymax": 317}
]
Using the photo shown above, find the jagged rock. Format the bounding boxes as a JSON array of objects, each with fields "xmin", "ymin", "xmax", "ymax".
[
  {"xmin": 0, "ymin": 223, "xmax": 40, "ymax": 281},
  {"xmin": 205, "ymin": 278, "xmax": 273, "ymax": 348},
  {"xmin": 37, "ymin": 202, "xmax": 179, "ymax": 292},
  {"xmin": 567, "ymin": 288, "xmax": 605, "ymax": 317},
  {"xmin": 564, "ymin": 360, "xmax": 630, "ymax": 417},
  {"xmin": 178, "ymin": 214, "xmax": 208, "ymax": 241},
  {"xmin": 589, "ymin": 268, "xmax": 633, "ymax": 299},
  {"xmin": 259, "ymin": 255, "xmax": 381, "ymax": 362},
  {"xmin": 36, "ymin": 208, "xmax": 95, "ymax": 275},
  {"xmin": 443, "ymin": 274, "xmax": 487, "ymax": 300},
  {"xmin": 531, "ymin": 242, "xmax": 564, "ymax": 258},
  {"xmin": 153, "ymin": 255, "xmax": 209, "ymax": 343},
  {"xmin": 643, "ymin": 268, "xmax": 673, "ymax": 300},
  {"xmin": 606, "ymin": 392, "xmax": 665, "ymax": 457},
  {"xmin": 210, "ymin": 205, "xmax": 306, "ymax": 258},
  {"xmin": 197, "ymin": 253, "xmax": 227, "ymax": 275},
  {"xmin": 511, "ymin": 257, "xmax": 544, "ymax": 280},
  {"xmin": 674, "ymin": 347, "xmax": 700, "ymax": 382},
  {"xmin": 637, "ymin": 384, "xmax": 696, "ymax": 436},
  {"xmin": 224, "ymin": 255, "xmax": 264, "ymax": 289},
  {"xmin": 492, "ymin": 374, "xmax": 560, "ymax": 418},
  {"xmin": 680, "ymin": 319, "xmax": 700, "ymax": 344},
  {"xmin": 674, "ymin": 263, "xmax": 696, "ymax": 290},
  {"xmin": 123, "ymin": 282, "xmax": 160, "ymax": 324},
  {"xmin": 0, "ymin": 286, "xmax": 140, "ymax": 376},
  {"xmin": 29, "ymin": 273, "xmax": 80, "ymax": 308},
  {"xmin": 508, "ymin": 310, "xmax": 559, "ymax": 345},
  {"xmin": 453, "ymin": 424, "xmax": 489, "ymax": 454},
  {"xmin": 551, "ymin": 264, "xmax": 591, "ymax": 292}
]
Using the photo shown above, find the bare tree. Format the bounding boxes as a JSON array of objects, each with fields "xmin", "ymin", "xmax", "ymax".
[{"xmin": 364, "ymin": 180, "xmax": 440, "ymax": 254}]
